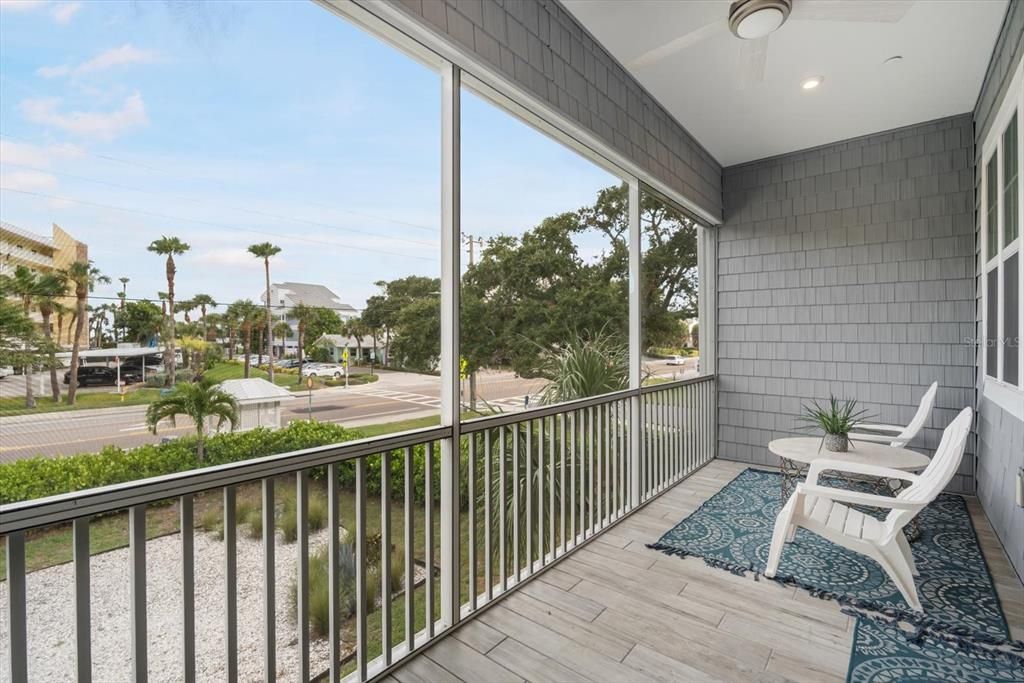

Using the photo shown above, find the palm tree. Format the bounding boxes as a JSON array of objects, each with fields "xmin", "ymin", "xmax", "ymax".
[
  {"xmin": 63, "ymin": 261, "xmax": 110, "ymax": 405},
  {"xmin": 0, "ymin": 266, "xmax": 42, "ymax": 407},
  {"xmin": 54, "ymin": 300, "xmax": 70, "ymax": 348},
  {"xmin": 347, "ymin": 316, "xmax": 370, "ymax": 365},
  {"xmin": 34, "ymin": 273, "xmax": 68, "ymax": 402},
  {"xmin": 273, "ymin": 321, "xmax": 292, "ymax": 360},
  {"xmin": 176, "ymin": 299, "xmax": 196, "ymax": 324},
  {"xmin": 191, "ymin": 293, "xmax": 217, "ymax": 341},
  {"xmin": 247, "ymin": 242, "xmax": 281, "ymax": 381},
  {"xmin": 290, "ymin": 302, "xmax": 315, "ymax": 384},
  {"xmin": 537, "ymin": 332, "xmax": 630, "ymax": 405},
  {"xmin": 118, "ymin": 277, "xmax": 129, "ymax": 309},
  {"xmin": 145, "ymin": 379, "xmax": 238, "ymax": 462},
  {"xmin": 148, "ymin": 236, "xmax": 190, "ymax": 387},
  {"xmin": 227, "ymin": 299, "xmax": 260, "ymax": 378}
]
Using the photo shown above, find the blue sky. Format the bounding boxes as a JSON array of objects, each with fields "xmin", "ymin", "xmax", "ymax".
[{"xmin": 0, "ymin": 0, "xmax": 619, "ymax": 314}]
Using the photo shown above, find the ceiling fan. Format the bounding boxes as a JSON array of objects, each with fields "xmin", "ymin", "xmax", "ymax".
[{"xmin": 630, "ymin": 0, "xmax": 914, "ymax": 87}]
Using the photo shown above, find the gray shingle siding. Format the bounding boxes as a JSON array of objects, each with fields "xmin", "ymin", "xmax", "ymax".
[
  {"xmin": 717, "ymin": 115, "xmax": 977, "ymax": 495},
  {"xmin": 386, "ymin": 0, "xmax": 722, "ymax": 219},
  {"xmin": 974, "ymin": 0, "xmax": 1024, "ymax": 580}
]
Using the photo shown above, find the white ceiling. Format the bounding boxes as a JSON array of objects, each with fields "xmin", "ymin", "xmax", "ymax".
[{"xmin": 563, "ymin": 0, "xmax": 1008, "ymax": 167}]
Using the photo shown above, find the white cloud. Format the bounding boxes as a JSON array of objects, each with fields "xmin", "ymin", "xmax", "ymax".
[
  {"xmin": 0, "ymin": 139, "xmax": 84, "ymax": 167},
  {"xmin": 0, "ymin": 168, "xmax": 58, "ymax": 192},
  {"xmin": 49, "ymin": 1, "xmax": 79, "ymax": 23},
  {"xmin": 37, "ymin": 43, "xmax": 158, "ymax": 79},
  {"xmin": 0, "ymin": 0, "xmax": 46, "ymax": 12},
  {"xmin": 20, "ymin": 92, "xmax": 148, "ymax": 141}
]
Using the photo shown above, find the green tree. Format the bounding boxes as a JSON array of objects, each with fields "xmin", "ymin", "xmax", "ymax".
[
  {"xmin": 147, "ymin": 236, "xmax": 190, "ymax": 386},
  {"xmin": 191, "ymin": 293, "xmax": 217, "ymax": 341},
  {"xmin": 116, "ymin": 300, "xmax": 163, "ymax": 345},
  {"xmin": 227, "ymin": 299, "xmax": 261, "ymax": 378},
  {"xmin": 289, "ymin": 302, "xmax": 316, "ymax": 384},
  {"xmin": 537, "ymin": 331, "xmax": 629, "ymax": 405},
  {"xmin": 362, "ymin": 276, "xmax": 440, "ymax": 369},
  {"xmin": 63, "ymin": 261, "xmax": 110, "ymax": 405},
  {"xmin": 0, "ymin": 270, "xmax": 49, "ymax": 408},
  {"xmin": 248, "ymin": 242, "xmax": 281, "ymax": 381},
  {"xmin": 345, "ymin": 316, "xmax": 370, "ymax": 364},
  {"xmin": 273, "ymin": 320, "xmax": 293, "ymax": 359},
  {"xmin": 34, "ymin": 272, "xmax": 69, "ymax": 402},
  {"xmin": 145, "ymin": 379, "xmax": 239, "ymax": 462},
  {"xmin": 303, "ymin": 306, "xmax": 343, "ymax": 355}
]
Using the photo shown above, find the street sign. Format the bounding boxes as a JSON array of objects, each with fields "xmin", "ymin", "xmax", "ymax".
[
  {"xmin": 306, "ymin": 376, "xmax": 314, "ymax": 389},
  {"xmin": 342, "ymin": 349, "xmax": 349, "ymax": 366}
]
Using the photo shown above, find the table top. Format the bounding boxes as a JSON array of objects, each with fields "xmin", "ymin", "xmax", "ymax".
[{"xmin": 768, "ymin": 436, "xmax": 930, "ymax": 471}]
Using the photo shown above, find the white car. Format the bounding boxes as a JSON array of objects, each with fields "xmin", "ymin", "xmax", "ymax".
[
  {"xmin": 0, "ymin": 366, "xmax": 14, "ymax": 379},
  {"xmin": 666, "ymin": 355, "xmax": 688, "ymax": 366},
  {"xmin": 301, "ymin": 363, "xmax": 345, "ymax": 379}
]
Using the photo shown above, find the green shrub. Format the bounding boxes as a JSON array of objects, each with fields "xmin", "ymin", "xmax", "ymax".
[
  {"xmin": 0, "ymin": 421, "xmax": 362, "ymax": 504},
  {"xmin": 198, "ymin": 507, "xmax": 223, "ymax": 540},
  {"xmin": 279, "ymin": 490, "xmax": 329, "ymax": 544}
]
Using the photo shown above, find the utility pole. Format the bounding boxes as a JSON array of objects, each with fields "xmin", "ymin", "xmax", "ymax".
[{"xmin": 462, "ymin": 233, "xmax": 483, "ymax": 410}]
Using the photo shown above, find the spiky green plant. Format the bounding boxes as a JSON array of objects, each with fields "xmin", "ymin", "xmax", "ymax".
[
  {"xmin": 797, "ymin": 395, "xmax": 870, "ymax": 435},
  {"xmin": 537, "ymin": 332, "xmax": 629, "ymax": 406}
]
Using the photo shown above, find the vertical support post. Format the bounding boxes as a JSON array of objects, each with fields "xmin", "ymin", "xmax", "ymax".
[
  {"xmin": 224, "ymin": 486, "xmax": 238, "ymax": 681},
  {"xmin": 439, "ymin": 60, "xmax": 462, "ymax": 628},
  {"xmin": 261, "ymin": 480, "xmax": 275, "ymax": 683},
  {"xmin": 129, "ymin": 505, "xmax": 147, "ymax": 683},
  {"xmin": 181, "ymin": 495, "xmax": 195, "ymax": 683},
  {"xmin": 628, "ymin": 179, "xmax": 642, "ymax": 508},
  {"xmin": 296, "ymin": 471, "xmax": 309, "ymax": 682},
  {"xmin": 355, "ymin": 458, "xmax": 368, "ymax": 680},
  {"xmin": 73, "ymin": 518, "xmax": 92, "ymax": 682},
  {"xmin": 5, "ymin": 532, "xmax": 27, "ymax": 683},
  {"xmin": 697, "ymin": 225, "xmax": 717, "ymax": 461},
  {"xmin": 328, "ymin": 464, "xmax": 341, "ymax": 681}
]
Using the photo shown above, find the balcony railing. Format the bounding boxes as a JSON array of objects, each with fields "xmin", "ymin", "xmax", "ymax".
[{"xmin": 0, "ymin": 374, "xmax": 715, "ymax": 682}]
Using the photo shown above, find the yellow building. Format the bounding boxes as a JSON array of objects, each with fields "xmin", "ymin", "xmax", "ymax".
[{"xmin": 0, "ymin": 221, "xmax": 89, "ymax": 347}]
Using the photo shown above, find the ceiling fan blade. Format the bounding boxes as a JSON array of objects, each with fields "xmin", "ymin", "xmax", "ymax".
[
  {"xmin": 791, "ymin": 0, "xmax": 914, "ymax": 23},
  {"xmin": 737, "ymin": 36, "xmax": 768, "ymax": 88},
  {"xmin": 629, "ymin": 19, "xmax": 726, "ymax": 68}
]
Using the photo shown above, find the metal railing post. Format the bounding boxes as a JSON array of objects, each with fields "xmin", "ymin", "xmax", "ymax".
[
  {"xmin": 440, "ymin": 59, "xmax": 462, "ymax": 628},
  {"xmin": 628, "ymin": 179, "xmax": 642, "ymax": 507}
]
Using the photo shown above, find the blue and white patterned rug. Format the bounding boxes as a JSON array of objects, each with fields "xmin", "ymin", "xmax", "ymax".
[{"xmin": 647, "ymin": 468, "xmax": 1024, "ymax": 682}]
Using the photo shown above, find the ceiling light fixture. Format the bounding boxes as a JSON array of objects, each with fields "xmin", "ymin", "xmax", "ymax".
[
  {"xmin": 729, "ymin": 0, "xmax": 792, "ymax": 40},
  {"xmin": 884, "ymin": 55, "xmax": 904, "ymax": 65},
  {"xmin": 801, "ymin": 76, "xmax": 824, "ymax": 90}
]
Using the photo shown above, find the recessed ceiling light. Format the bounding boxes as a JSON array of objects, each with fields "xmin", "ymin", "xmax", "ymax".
[
  {"xmin": 884, "ymin": 55, "xmax": 904, "ymax": 65},
  {"xmin": 801, "ymin": 76, "xmax": 824, "ymax": 90}
]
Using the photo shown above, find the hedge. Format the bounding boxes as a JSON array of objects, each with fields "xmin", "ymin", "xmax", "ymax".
[{"xmin": 0, "ymin": 421, "xmax": 361, "ymax": 505}]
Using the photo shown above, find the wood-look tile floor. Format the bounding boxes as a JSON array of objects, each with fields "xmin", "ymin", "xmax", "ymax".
[{"xmin": 387, "ymin": 460, "xmax": 1024, "ymax": 683}]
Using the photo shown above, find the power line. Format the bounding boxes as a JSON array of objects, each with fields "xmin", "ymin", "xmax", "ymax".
[
  {"xmin": 0, "ymin": 131, "xmax": 440, "ymax": 234},
  {"xmin": 0, "ymin": 186, "xmax": 440, "ymax": 262},
  {"xmin": 82, "ymin": 293, "xmax": 370, "ymax": 314}
]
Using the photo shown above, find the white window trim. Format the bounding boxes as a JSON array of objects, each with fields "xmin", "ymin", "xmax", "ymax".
[{"xmin": 981, "ymin": 55, "xmax": 1024, "ymax": 420}]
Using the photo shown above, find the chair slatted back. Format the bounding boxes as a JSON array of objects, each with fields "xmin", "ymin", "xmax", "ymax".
[
  {"xmin": 891, "ymin": 382, "xmax": 939, "ymax": 448},
  {"xmin": 881, "ymin": 406, "xmax": 973, "ymax": 543}
]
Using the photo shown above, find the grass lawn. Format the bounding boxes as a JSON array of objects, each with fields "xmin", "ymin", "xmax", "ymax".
[
  {"xmin": 203, "ymin": 362, "xmax": 378, "ymax": 392},
  {"xmin": 0, "ymin": 388, "xmax": 161, "ymax": 418}
]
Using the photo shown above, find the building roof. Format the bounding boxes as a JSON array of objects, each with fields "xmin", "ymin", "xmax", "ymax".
[
  {"xmin": 273, "ymin": 282, "xmax": 358, "ymax": 314},
  {"xmin": 217, "ymin": 378, "xmax": 295, "ymax": 404},
  {"xmin": 315, "ymin": 334, "xmax": 377, "ymax": 348},
  {"xmin": 0, "ymin": 221, "xmax": 55, "ymax": 248}
]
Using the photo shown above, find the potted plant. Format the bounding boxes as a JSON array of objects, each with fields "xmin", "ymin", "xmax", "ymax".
[{"xmin": 798, "ymin": 395, "xmax": 869, "ymax": 452}]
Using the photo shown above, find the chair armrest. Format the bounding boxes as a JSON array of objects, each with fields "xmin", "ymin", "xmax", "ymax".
[
  {"xmin": 847, "ymin": 432, "xmax": 895, "ymax": 444},
  {"xmin": 797, "ymin": 483, "xmax": 921, "ymax": 510},
  {"xmin": 806, "ymin": 458, "xmax": 922, "ymax": 486},
  {"xmin": 856, "ymin": 423, "xmax": 904, "ymax": 434}
]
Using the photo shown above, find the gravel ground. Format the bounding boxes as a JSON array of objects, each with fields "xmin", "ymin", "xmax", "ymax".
[{"xmin": 0, "ymin": 525, "xmax": 411, "ymax": 682}]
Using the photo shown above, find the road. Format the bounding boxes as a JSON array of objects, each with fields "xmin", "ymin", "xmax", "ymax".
[{"xmin": 0, "ymin": 360, "xmax": 696, "ymax": 462}]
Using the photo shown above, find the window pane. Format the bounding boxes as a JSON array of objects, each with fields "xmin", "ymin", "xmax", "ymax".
[
  {"xmin": 460, "ymin": 89, "xmax": 628, "ymax": 408},
  {"xmin": 1004, "ymin": 113, "xmax": 1019, "ymax": 246},
  {"xmin": 1004, "ymin": 253, "xmax": 1020, "ymax": 386},
  {"xmin": 987, "ymin": 155, "xmax": 999, "ymax": 260},
  {"xmin": 987, "ymin": 268, "xmax": 1000, "ymax": 377},
  {"xmin": 640, "ymin": 189, "xmax": 701, "ymax": 385}
]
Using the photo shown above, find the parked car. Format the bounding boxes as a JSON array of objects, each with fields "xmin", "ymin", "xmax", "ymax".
[
  {"xmin": 301, "ymin": 363, "xmax": 345, "ymax": 379},
  {"xmin": 274, "ymin": 358, "xmax": 301, "ymax": 369},
  {"xmin": 666, "ymin": 355, "xmax": 687, "ymax": 366},
  {"xmin": 0, "ymin": 366, "xmax": 14, "ymax": 379},
  {"xmin": 63, "ymin": 366, "xmax": 143, "ymax": 386}
]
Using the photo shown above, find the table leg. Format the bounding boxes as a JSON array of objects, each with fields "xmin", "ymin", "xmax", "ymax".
[{"xmin": 779, "ymin": 457, "xmax": 806, "ymax": 506}]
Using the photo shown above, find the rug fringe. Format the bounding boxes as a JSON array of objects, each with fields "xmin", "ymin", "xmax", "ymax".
[{"xmin": 847, "ymin": 608, "xmax": 1024, "ymax": 665}]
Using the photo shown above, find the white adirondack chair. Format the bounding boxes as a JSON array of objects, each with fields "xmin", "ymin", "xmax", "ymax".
[
  {"xmin": 764, "ymin": 406, "xmax": 973, "ymax": 612},
  {"xmin": 848, "ymin": 381, "xmax": 938, "ymax": 448}
]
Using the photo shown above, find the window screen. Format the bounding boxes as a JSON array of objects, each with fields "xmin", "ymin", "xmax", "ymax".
[
  {"xmin": 1004, "ymin": 253, "xmax": 1019, "ymax": 386},
  {"xmin": 988, "ymin": 268, "xmax": 999, "ymax": 377}
]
